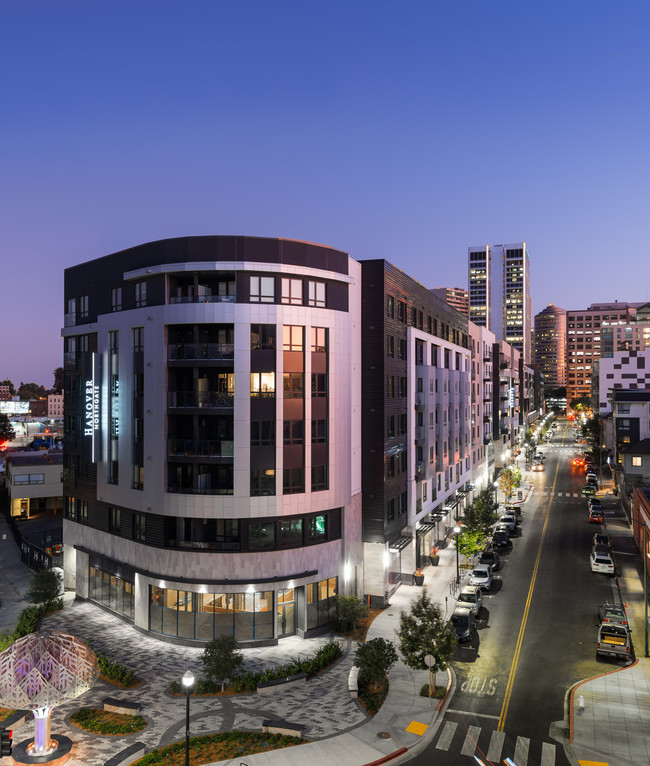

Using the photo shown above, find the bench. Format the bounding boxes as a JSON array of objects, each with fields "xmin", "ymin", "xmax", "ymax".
[
  {"xmin": 102, "ymin": 696, "xmax": 142, "ymax": 716},
  {"xmin": 348, "ymin": 665, "xmax": 360, "ymax": 698},
  {"xmin": 104, "ymin": 741, "xmax": 146, "ymax": 766},
  {"xmin": 262, "ymin": 719, "xmax": 305, "ymax": 738}
]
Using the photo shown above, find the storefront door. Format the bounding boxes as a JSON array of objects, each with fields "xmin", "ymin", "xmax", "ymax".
[{"xmin": 277, "ymin": 588, "xmax": 295, "ymax": 637}]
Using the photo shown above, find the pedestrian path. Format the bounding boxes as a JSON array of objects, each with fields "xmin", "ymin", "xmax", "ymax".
[{"xmin": 433, "ymin": 716, "xmax": 558, "ymax": 766}]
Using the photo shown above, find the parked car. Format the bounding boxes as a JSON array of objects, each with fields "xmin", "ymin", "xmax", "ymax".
[
  {"xmin": 469, "ymin": 563, "xmax": 493, "ymax": 590},
  {"xmin": 533, "ymin": 452, "xmax": 546, "ymax": 461},
  {"xmin": 593, "ymin": 532, "xmax": 611, "ymax": 548},
  {"xmin": 504, "ymin": 504, "xmax": 521, "ymax": 518},
  {"xmin": 598, "ymin": 602, "xmax": 628, "ymax": 626},
  {"xmin": 587, "ymin": 477, "xmax": 599, "ymax": 489},
  {"xmin": 498, "ymin": 514, "xmax": 517, "ymax": 533},
  {"xmin": 581, "ymin": 484, "xmax": 596, "ymax": 496},
  {"xmin": 456, "ymin": 585, "xmax": 483, "ymax": 615},
  {"xmin": 596, "ymin": 622, "xmax": 631, "ymax": 661},
  {"xmin": 502, "ymin": 510, "xmax": 519, "ymax": 526},
  {"xmin": 586, "ymin": 471, "xmax": 598, "ymax": 482},
  {"xmin": 479, "ymin": 547, "xmax": 501, "ymax": 572},
  {"xmin": 450, "ymin": 606, "xmax": 476, "ymax": 643},
  {"xmin": 590, "ymin": 549, "xmax": 615, "ymax": 574},
  {"xmin": 589, "ymin": 508, "xmax": 604, "ymax": 523},
  {"xmin": 492, "ymin": 529, "xmax": 510, "ymax": 548}
]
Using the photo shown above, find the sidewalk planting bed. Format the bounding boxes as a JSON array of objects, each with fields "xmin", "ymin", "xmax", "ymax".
[
  {"xmin": 71, "ymin": 708, "xmax": 147, "ymax": 735},
  {"xmin": 0, "ymin": 707, "xmax": 15, "ymax": 723},
  {"xmin": 131, "ymin": 731, "xmax": 305, "ymax": 765}
]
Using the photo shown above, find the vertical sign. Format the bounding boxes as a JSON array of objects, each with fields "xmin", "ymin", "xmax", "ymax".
[{"xmin": 82, "ymin": 353, "xmax": 101, "ymax": 463}]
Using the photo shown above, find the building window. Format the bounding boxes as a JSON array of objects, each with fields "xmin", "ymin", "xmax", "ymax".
[
  {"xmin": 632, "ymin": 456, "xmax": 642, "ymax": 467},
  {"xmin": 108, "ymin": 462, "xmax": 118, "ymax": 485},
  {"xmin": 132, "ymin": 327, "xmax": 144, "ymax": 352},
  {"xmin": 387, "ymin": 376, "xmax": 395, "ymax": 398},
  {"xmin": 111, "ymin": 287, "xmax": 122, "ymax": 312},
  {"xmin": 399, "ymin": 377, "xmax": 407, "ymax": 397},
  {"xmin": 308, "ymin": 514, "xmax": 327, "ymax": 542},
  {"xmin": 397, "ymin": 301, "xmax": 406, "ymax": 323},
  {"xmin": 387, "ymin": 415, "xmax": 395, "ymax": 438},
  {"xmin": 386, "ymin": 498, "xmax": 395, "ymax": 522},
  {"xmin": 281, "ymin": 278, "xmax": 302, "ymax": 305},
  {"xmin": 399, "ymin": 413, "xmax": 407, "ymax": 434},
  {"xmin": 134, "ymin": 513, "xmax": 146, "ymax": 541},
  {"xmin": 250, "ymin": 372, "xmax": 275, "ymax": 397},
  {"xmin": 283, "ymin": 420, "xmax": 304, "ymax": 445},
  {"xmin": 109, "ymin": 507, "xmax": 121, "ymax": 533},
  {"xmin": 398, "ymin": 339, "xmax": 407, "ymax": 360},
  {"xmin": 250, "ymin": 468, "xmax": 275, "ymax": 496},
  {"xmin": 283, "ymin": 325, "xmax": 304, "ymax": 351},
  {"xmin": 251, "ymin": 421, "xmax": 275, "ymax": 446},
  {"xmin": 251, "ymin": 324, "xmax": 276, "ymax": 350},
  {"xmin": 386, "ymin": 335, "xmax": 394, "ymax": 358},
  {"xmin": 311, "ymin": 327, "xmax": 328, "ymax": 353},
  {"xmin": 249, "ymin": 521, "xmax": 275, "ymax": 550},
  {"xmin": 311, "ymin": 464, "xmax": 328, "ymax": 491},
  {"xmin": 308, "ymin": 281, "xmax": 326, "ymax": 307},
  {"xmin": 250, "ymin": 276, "xmax": 275, "ymax": 303},
  {"xmin": 385, "ymin": 455, "xmax": 395, "ymax": 479},
  {"xmin": 79, "ymin": 295, "xmax": 89, "ymax": 320},
  {"xmin": 312, "ymin": 419, "xmax": 327, "ymax": 443},
  {"xmin": 134, "ymin": 281, "xmax": 147, "ymax": 308},
  {"xmin": 283, "ymin": 467, "xmax": 304, "ymax": 494},
  {"xmin": 283, "ymin": 373, "xmax": 304, "ymax": 398},
  {"xmin": 132, "ymin": 464, "xmax": 144, "ymax": 491},
  {"xmin": 279, "ymin": 518, "xmax": 303, "ymax": 547}
]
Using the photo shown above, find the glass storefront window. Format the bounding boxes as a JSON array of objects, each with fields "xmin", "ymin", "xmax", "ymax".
[
  {"xmin": 88, "ymin": 565, "xmax": 135, "ymax": 621},
  {"xmin": 307, "ymin": 576, "xmax": 338, "ymax": 631}
]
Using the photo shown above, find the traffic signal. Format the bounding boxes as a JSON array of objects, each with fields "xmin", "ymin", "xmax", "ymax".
[{"xmin": 0, "ymin": 728, "xmax": 12, "ymax": 756}]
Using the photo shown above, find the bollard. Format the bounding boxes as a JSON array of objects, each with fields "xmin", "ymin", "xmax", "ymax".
[{"xmin": 577, "ymin": 694, "xmax": 585, "ymax": 710}]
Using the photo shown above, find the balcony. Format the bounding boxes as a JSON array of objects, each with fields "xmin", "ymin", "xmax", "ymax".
[
  {"xmin": 168, "ymin": 391, "xmax": 234, "ymax": 409},
  {"xmin": 168, "ymin": 343, "xmax": 234, "ymax": 361},
  {"xmin": 167, "ymin": 486, "xmax": 234, "ymax": 496},
  {"xmin": 415, "ymin": 392, "xmax": 426, "ymax": 407},
  {"xmin": 64, "ymin": 312, "xmax": 77, "ymax": 328},
  {"xmin": 416, "ymin": 462, "xmax": 424, "ymax": 480},
  {"xmin": 169, "ymin": 295, "xmax": 236, "ymax": 304},
  {"xmin": 415, "ymin": 426, "xmax": 426, "ymax": 442},
  {"xmin": 168, "ymin": 439, "xmax": 234, "ymax": 458}
]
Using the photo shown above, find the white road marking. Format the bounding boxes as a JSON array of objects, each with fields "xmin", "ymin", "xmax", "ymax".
[
  {"xmin": 460, "ymin": 725, "xmax": 481, "ymax": 756},
  {"xmin": 541, "ymin": 741, "xmax": 556, "ymax": 766},
  {"xmin": 436, "ymin": 720, "xmax": 457, "ymax": 750},
  {"xmin": 487, "ymin": 729, "xmax": 505, "ymax": 762},
  {"xmin": 514, "ymin": 735, "xmax": 530, "ymax": 766}
]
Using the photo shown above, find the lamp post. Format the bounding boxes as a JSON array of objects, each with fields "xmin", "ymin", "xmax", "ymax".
[
  {"xmin": 182, "ymin": 669, "xmax": 195, "ymax": 766},
  {"xmin": 453, "ymin": 525, "xmax": 461, "ymax": 586}
]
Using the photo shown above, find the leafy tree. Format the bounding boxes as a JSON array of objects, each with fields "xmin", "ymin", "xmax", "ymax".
[
  {"xmin": 0, "ymin": 413, "xmax": 15, "ymax": 442},
  {"xmin": 17, "ymin": 381, "xmax": 47, "ymax": 400},
  {"xmin": 455, "ymin": 527, "xmax": 485, "ymax": 567},
  {"xmin": 510, "ymin": 466, "xmax": 522, "ymax": 489},
  {"xmin": 200, "ymin": 634, "xmax": 244, "ymax": 691},
  {"xmin": 463, "ymin": 489, "xmax": 499, "ymax": 536},
  {"xmin": 27, "ymin": 568, "xmax": 62, "ymax": 609},
  {"xmin": 396, "ymin": 590, "xmax": 456, "ymax": 690},
  {"xmin": 570, "ymin": 394, "xmax": 590, "ymax": 412},
  {"xmin": 0, "ymin": 379, "xmax": 15, "ymax": 395},
  {"xmin": 333, "ymin": 594, "xmax": 368, "ymax": 634},
  {"xmin": 498, "ymin": 468, "xmax": 517, "ymax": 500},
  {"xmin": 52, "ymin": 367, "xmax": 64, "ymax": 393},
  {"xmin": 353, "ymin": 637, "xmax": 398, "ymax": 691}
]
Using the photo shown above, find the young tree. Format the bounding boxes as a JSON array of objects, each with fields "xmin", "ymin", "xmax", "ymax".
[
  {"xmin": 333, "ymin": 594, "xmax": 368, "ymax": 634},
  {"xmin": 396, "ymin": 590, "xmax": 456, "ymax": 691},
  {"xmin": 462, "ymin": 489, "xmax": 499, "ymax": 536},
  {"xmin": 353, "ymin": 637, "xmax": 398, "ymax": 691},
  {"xmin": 0, "ymin": 413, "xmax": 15, "ymax": 443},
  {"xmin": 510, "ymin": 466, "xmax": 522, "ymax": 489},
  {"xmin": 200, "ymin": 634, "xmax": 244, "ymax": 691},
  {"xmin": 455, "ymin": 528, "xmax": 485, "ymax": 567},
  {"xmin": 498, "ymin": 468, "xmax": 516, "ymax": 500},
  {"xmin": 28, "ymin": 568, "xmax": 62, "ymax": 609}
]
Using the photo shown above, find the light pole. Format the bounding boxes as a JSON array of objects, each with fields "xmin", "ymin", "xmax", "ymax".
[
  {"xmin": 182, "ymin": 669, "xmax": 195, "ymax": 766},
  {"xmin": 453, "ymin": 525, "xmax": 461, "ymax": 585}
]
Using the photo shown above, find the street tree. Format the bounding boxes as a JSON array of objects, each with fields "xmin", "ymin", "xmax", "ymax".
[
  {"xmin": 396, "ymin": 590, "xmax": 456, "ymax": 690},
  {"xmin": 498, "ymin": 468, "xmax": 517, "ymax": 501},
  {"xmin": 200, "ymin": 634, "xmax": 244, "ymax": 691},
  {"xmin": 0, "ymin": 414, "xmax": 15, "ymax": 443},
  {"xmin": 333, "ymin": 594, "xmax": 368, "ymax": 635},
  {"xmin": 455, "ymin": 527, "xmax": 485, "ymax": 567},
  {"xmin": 353, "ymin": 637, "xmax": 398, "ymax": 691},
  {"xmin": 28, "ymin": 568, "xmax": 62, "ymax": 610},
  {"xmin": 463, "ymin": 489, "xmax": 499, "ymax": 536}
]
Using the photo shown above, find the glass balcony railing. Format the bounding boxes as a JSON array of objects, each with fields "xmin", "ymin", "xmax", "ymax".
[
  {"xmin": 167, "ymin": 439, "xmax": 234, "ymax": 458},
  {"xmin": 167, "ymin": 391, "xmax": 234, "ymax": 408},
  {"xmin": 168, "ymin": 343, "xmax": 234, "ymax": 361},
  {"xmin": 169, "ymin": 295, "xmax": 236, "ymax": 304}
]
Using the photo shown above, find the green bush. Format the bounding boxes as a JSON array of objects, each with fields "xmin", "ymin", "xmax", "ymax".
[
  {"xmin": 71, "ymin": 707, "xmax": 147, "ymax": 735},
  {"xmin": 96, "ymin": 653, "xmax": 138, "ymax": 687},
  {"xmin": 419, "ymin": 683, "xmax": 446, "ymax": 699},
  {"xmin": 14, "ymin": 604, "xmax": 45, "ymax": 638}
]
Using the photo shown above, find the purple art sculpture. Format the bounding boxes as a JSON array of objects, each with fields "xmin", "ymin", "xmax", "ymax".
[{"xmin": 0, "ymin": 630, "xmax": 99, "ymax": 756}]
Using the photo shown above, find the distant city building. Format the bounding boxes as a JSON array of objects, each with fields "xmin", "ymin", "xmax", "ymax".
[
  {"xmin": 430, "ymin": 287, "xmax": 469, "ymax": 317},
  {"xmin": 533, "ymin": 304, "xmax": 566, "ymax": 390},
  {"xmin": 468, "ymin": 242, "xmax": 532, "ymax": 363},
  {"xmin": 601, "ymin": 303, "xmax": 650, "ymax": 357},
  {"xmin": 47, "ymin": 394, "xmax": 63, "ymax": 418},
  {"xmin": 0, "ymin": 385, "xmax": 11, "ymax": 400},
  {"xmin": 592, "ymin": 350, "xmax": 650, "ymax": 415},
  {"xmin": 565, "ymin": 301, "xmax": 645, "ymax": 407}
]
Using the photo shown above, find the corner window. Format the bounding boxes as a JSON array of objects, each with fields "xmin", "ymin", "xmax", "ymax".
[
  {"xmin": 283, "ymin": 467, "xmax": 304, "ymax": 494},
  {"xmin": 249, "ymin": 520, "xmax": 276, "ymax": 549},
  {"xmin": 250, "ymin": 469, "xmax": 275, "ymax": 496},
  {"xmin": 311, "ymin": 465, "xmax": 328, "ymax": 491},
  {"xmin": 251, "ymin": 421, "xmax": 275, "ymax": 446},
  {"xmin": 250, "ymin": 276, "xmax": 275, "ymax": 303},
  {"xmin": 281, "ymin": 278, "xmax": 302, "ymax": 305},
  {"xmin": 279, "ymin": 519, "xmax": 303, "ymax": 547}
]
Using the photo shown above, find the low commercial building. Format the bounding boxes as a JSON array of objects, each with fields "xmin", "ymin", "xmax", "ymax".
[{"xmin": 5, "ymin": 450, "xmax": 63, "ymax": 518}]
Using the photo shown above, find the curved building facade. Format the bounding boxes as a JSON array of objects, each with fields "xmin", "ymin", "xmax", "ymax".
[{"xmin": 62, "ymin": 236, "xmax": 362, "ymax": 645}]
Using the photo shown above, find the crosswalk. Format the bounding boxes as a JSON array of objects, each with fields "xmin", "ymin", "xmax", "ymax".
[{"xmin": 434, "ymin": 719, "xmax": 557, "ymax": 765}]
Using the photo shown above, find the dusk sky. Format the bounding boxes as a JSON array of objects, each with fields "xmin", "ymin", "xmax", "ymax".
[{"xmin": 3, "ymin": 1, "xmax": 649, "ymax": 386}]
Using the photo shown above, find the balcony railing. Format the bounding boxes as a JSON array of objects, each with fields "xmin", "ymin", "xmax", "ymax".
[
  {"xmin": 415, "ymin": 426, "xmax": 426, "ymax": 442},
  {"xmin": 169, "ymin": 295, "xmax": 236, "ymax": 304},
  {"xmin": 168, "ymin": 343, "xmax": 234, "ymax": 361},
  {"xmin": 167, "ymin": 486, "xmax": 234, "ymax": 495},
  {"xmin": 168, "ymin": 391, "xmax": 234, "ymax": 409},
  {"xmin": 415, "ymin": 392, "xmax": 426, "ymax": 407},
  {"xmin": 64, "ymin": 312, "xmax": 77, "ymax": 327},
  {"xmin": 168, "ymin": 439, "xmax": 234, "ymax": 458}
]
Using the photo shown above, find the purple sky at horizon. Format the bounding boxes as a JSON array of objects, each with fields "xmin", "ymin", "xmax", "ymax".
[{"xmin": 3, "ymin": 0, "xmax": 649, "ymax": 386}]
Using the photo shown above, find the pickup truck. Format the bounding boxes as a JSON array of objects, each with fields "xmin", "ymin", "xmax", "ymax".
[{"xmin": 596, "ymin": 622, "xmax": 631, "ymax": 661}]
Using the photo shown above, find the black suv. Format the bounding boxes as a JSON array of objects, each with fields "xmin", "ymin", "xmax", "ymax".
[
  {"xmin": 492, "ymin": 530, "xmax": 510, "ymax": 548},
  {"xmin": 479, "ymin": 547, "xmax": 501, "ymax": 572}
]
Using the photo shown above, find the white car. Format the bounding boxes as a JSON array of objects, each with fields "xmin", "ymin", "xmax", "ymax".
[
  {"xmin": 590, "ymin": 550, "xmax": 615, "ymax": 575},
  {"xmin": 498, "ymin": 514, "xmax": 517, "ymax": 532},
  {"xmin": 469, "ymin": 563, "xmax": 493, "ymax": 590},
  {"xmin": 456, "ymin": 585, "xmax": 483, "ymax": 615}
]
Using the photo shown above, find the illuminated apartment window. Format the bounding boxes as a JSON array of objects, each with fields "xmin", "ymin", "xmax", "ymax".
[{"xmin": 632, "ymin": 457, "xmax": 642, "ymax": 467}]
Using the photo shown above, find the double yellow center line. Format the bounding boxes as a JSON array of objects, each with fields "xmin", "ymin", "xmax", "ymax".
[{"xmin": 497, "ymin": 455, "xmax": 560, "ymax": 730}]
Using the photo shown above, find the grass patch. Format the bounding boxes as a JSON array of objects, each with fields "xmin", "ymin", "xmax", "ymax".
[
  {"xmin": 357, "ymin": 676, "xmax": 388, "ymax": 716},
  {"xmin": 419, "ymin": 683, "xmax": 447, "ymax": 699},
  {"xmin": 71, "ymin": 708, "xmax": 147, "ymax": 736},
  {"xmin": 132, "ymin": 731, "xmax": 305, "ymax": 765}
]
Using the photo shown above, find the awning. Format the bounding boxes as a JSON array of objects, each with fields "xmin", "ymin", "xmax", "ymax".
[
  {"xmin": 416, "ymin": 522, "xmax": 437, "ymax": 536},
  {"xmin": 388, "ymin": 535, "xmax": 413, "ymax": 552}
]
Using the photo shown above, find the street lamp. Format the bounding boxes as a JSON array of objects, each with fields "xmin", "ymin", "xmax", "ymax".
[
  {"xmin": 182, "ymin": 669, "xmax": 195, "ymax": 766},
  {"xmin": 453, "ymin": 525, "xmax": 461, "ymax": 585}
]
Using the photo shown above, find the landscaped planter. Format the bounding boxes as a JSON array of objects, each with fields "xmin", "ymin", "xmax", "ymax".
[
  {"xmin": 256, "ymin": 672, "xmax": 308, "ymax": 695},
  {"xmin": 413, "ymin": 573, "xmax": 425, "ymax": 586}
]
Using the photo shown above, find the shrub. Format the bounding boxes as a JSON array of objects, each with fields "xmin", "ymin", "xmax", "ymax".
[
  {"xmin": 14, "ymin": 604, "xmax": 45, "ymax": 638},
  {"xmin": 200, "ymin": 634, "xmax": 244, "ymax": 691},
  {"xmin": 96, "ymin": 654, "xmax": 138, "ymax": 687},
  {"xmin": 71, "ymin": 707, "xmax": 147, "ymax": 735},
  {"xmin": 419, "ymin": 683, "xmax": 446, "ymax": 699}
]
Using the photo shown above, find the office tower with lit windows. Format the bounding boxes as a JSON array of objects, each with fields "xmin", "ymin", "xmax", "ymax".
[
  {"xmin": 62, "ymin": 236, "xmax": 362, "ymax": 645},
  {"xmin": 430, "ymin": 287, "xmax": 469, "ymax": 317},
  {"xmin": 468, "ymin": 243, "xmax": 532, "ymax": 364},
  {"xmin": 533, "ymin": 304, "xmax": 567, "ymax": 390}
]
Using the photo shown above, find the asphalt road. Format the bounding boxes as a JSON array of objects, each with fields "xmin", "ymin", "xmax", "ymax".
[{"xmin": 408, "ymin": 419, "xmax": 631, "ymax": 766}]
